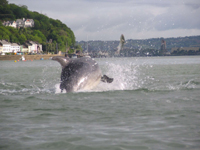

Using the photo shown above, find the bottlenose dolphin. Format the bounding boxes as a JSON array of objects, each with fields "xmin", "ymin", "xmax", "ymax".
[
  {"xmin": 115, "ymin": 34, "xmax": 125, "ymax": 55},
  {"xmin": 52, "ymin": 56, "xmax": 113, "ymax": 92}
]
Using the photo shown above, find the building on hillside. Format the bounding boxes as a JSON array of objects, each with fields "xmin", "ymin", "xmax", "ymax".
[
  {"xmin": 2, "ymin": 18, "xmax": 34, "ymax": 28},
  {"xmin": 2, "ymin": 21, "xmax": 10, "ymax": 26},
  {"xmin": 2, "ymin": 21, "xmax": 17, "ymax": 28},
  {"xmin": 16, "ymin": 19, "xmax": 25, "ymax": 28},
  {"xmin": 24, "ymin": 19, "xmax": 34, "ymax": 27},
  {"xmin": 10, "ymin": 21, "xmax": 17, "ymax": 28}
]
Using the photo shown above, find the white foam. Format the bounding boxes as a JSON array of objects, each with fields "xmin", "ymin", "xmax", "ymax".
[
  {"xmin": 55, "ymin": 83, "xmax": 66, "ymax": 94},
  {"xmin": 90, "ymin": 62, "xmax": 140, "ymax": 92}
]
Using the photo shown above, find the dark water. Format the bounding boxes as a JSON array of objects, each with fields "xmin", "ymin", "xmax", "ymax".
[{"xmin": 0, "ymin": 56, "xmax": 200, "ymax": 150}]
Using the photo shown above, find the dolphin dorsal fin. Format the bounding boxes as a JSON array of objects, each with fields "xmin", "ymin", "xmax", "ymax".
[{"xmin": 52, "ymin": 56, "xmax": 70, "ymax": 69}]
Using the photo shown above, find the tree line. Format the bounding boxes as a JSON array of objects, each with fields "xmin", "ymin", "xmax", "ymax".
[{"xmin": 0, "ymin": 0, "xmax": 76, "ymax": 52}]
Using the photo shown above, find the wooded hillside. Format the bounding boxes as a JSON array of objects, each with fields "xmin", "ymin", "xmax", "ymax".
[{"xmin": 0, "ymin": 0, "xmax": 75, "ymax": 52}]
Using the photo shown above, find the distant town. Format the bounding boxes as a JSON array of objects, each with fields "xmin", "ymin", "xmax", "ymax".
[{"xmin": 76, "ymin": 35, "xmax": 200, "ymax": 57}]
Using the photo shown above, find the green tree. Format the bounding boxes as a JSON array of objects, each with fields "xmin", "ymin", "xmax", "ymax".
[
  {"xmin": 10, "ymin": 34, "xmax": 18, "ymax": 43},
  {"xmin": 18, "ymin": 34, "xmax": 27, "ymax": 44},
  {"xmin": 49, "ymin": 30, "xmax": 58, "ymax": 41},
  {"xmin": 75, "ymin": 44, "xmax": 82, "ymax": 52},
  {"xmin": 0, "ymin": 0, "xmax": 8, "ymax": 5},
  {"xmin": 13, "ymin": 6, "xmax": 26, "ymax": 18},
  {"xmin": 33, "ymin": 20, "xmax": 40, "ymax": 29},
  {"xmin": 33, "ymin": 30, "xmax": 46, "ymax": 42},
  {"xmin": 3, "ymin": 35, "xmax": 9, "ymax": 41}
]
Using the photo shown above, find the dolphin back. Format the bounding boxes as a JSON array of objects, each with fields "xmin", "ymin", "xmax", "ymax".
[{"xmin": 52, "ymin": 56, "xmax": 70, "ymax": 68}]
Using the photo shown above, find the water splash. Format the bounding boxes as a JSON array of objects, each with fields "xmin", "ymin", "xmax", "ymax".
[
  {"xmin": 53, "ymin": 59, "xmax": 142, "ymax": 93},
  {"xmin": 93, "ymin": 62, "xmax": 140, "ymax": 92},
  {"xmin": 167, "ymin": 79, "xmax": 197, "ymax": 91}
]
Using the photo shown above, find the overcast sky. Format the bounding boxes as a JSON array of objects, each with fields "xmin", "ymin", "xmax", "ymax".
[{"xmin": 9, "ymin": 0, "xmax": 200, "ymax": 41}]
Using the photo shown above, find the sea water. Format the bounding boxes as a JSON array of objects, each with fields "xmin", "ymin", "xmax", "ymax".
[{"xmin": 0, "ymin": 56, "xmax": 200, "ymax": 150}]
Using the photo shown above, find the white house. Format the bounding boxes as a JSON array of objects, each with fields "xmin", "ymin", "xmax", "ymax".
[
  {"xmin": 22, "ymin": 42, "xmax": 32, "ymax": 53},
  {"xmin": 16, "ymin": 19, "xmax": 25, "ymax": 28},
  {"xmin": 0, "ymin": 40, "xmax": 21, "ymax": 54},
  {"xmin": 24, "ymin": 19, "xmax": 34, "ymax": 27},
  {"xmin": 0, "ymin": 40, "xmax": 11, "ymax": 54},
  {"xmin": 10, "ymin": 43, "xmax": 20, "ymax": 53},
  {"xmin": 2, "ymin": 21, "xmax": 16, "ymax": 28},
  {"xmin": 9, "ymin": 21, "xmax": 17, "ymax": 28},
  {"xmin": 21, "ymin": 44, "xmax": 29, "ymax": 53},
  {"xmin": 32, "ymin": 41, "xmax": 43, "ymax": 53},
  {"xmin": 22, "ymin": 41, "xmax": 42, "ymax": 53},
  {"xmin": 29, "ymin": 41, "xmax": 38, "ymax": 53},
  {"xmin": 2, "ymin": 21, "xmax": 10, "ymax": 26}
]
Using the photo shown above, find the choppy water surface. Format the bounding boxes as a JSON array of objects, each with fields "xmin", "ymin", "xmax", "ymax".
[{"xmin": 0, "ymin": 56, "xmax": 200, "ymax": 150}]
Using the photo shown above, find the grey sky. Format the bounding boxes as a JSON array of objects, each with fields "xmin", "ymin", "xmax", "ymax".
[{"xmin": 8, "ymin": 0, "xmax": 200, "ymax": 41}]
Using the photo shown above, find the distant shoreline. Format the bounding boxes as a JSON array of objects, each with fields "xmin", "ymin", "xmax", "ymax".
[
  {"xmin": 1, "ymin": 54, "xmax": 200, "ymax": 61},
  {"xmin": 0, "ymin": 54, "xmax": 64, "ymax": 61}
]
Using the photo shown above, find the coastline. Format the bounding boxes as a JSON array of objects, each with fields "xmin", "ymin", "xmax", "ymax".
[{"xmin": 0, "ymin": 54, "xmax": 64, "ymax": 61}]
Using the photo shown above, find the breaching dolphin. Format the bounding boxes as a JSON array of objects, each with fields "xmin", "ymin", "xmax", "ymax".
[
  {"xmin": 52, "ymin": 56, "xmax": 113, "ymax": 92},
  {"xmin": 115, "ymin": 34, "xmax": 125, "ymax": 55}
]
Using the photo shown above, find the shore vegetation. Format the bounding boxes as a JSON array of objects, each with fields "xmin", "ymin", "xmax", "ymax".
[{"xmin": 0, "ymin": 0, "xmax": 75, "ymax": 53}]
